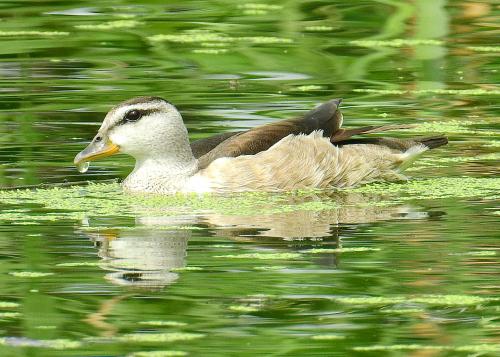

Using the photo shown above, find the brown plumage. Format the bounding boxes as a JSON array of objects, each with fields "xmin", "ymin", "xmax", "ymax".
[{"xmin": 190, "ymin": 99, "xmax": 423, "ymax": 169}]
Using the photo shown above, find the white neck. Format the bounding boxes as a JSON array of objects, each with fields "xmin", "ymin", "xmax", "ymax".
[
  {"xmin": 122, "ymin": 135, "xmax": 199, "ymax": 194},
  {"xmin": 123, "ymin": 156, "xmax": 199, "ymax": 194}
]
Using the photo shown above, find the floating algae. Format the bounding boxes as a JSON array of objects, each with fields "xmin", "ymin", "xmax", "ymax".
[
  {"xmin": 304, "ymin": 247, "xmax": 381, "ymax": 254},
  {"xmin": 237, "ymin": 4, "xmax": 283, "ymax": 11},
  {"xmin": 148, "ymin": 30, "xmax": 292, "ymax": 46},
  {"xmin": 353, "ymin": 88, "xmax": 500, "ymax": 96},
  {"xmin": 9, "ymin": 271, "xmax": 54, "ymax": 278},
  {"xmin": 0, "ymin": 302, "xmax": 20, "ymax": 308},
  {"xmin": 449, "ymin": 251, "xmax": 497, "ymax": 257},
  {"xmin": 75, "ymin": 20, "xmax": 141, "ymax": 30},
  {"xmin": 138, "ymin": 321, "xmax": 187, "ymax": 327},
  {"xmin": 0, "ymin": 312, "xmax": 21, "ymax": 318},
  {"xmin": 130, "ymin": 351, "xmax": 187, "ymax": 357},
  {"xmin": 381, "ymin": 308, "xmax": 425, "ymax": 314},
  {"xmin": 467, "ymin": 46, "xmax": 500, "ymax": 52},
  {"xmin": 304, "ymin": 26, "xmax": 334, "ymax": 32},
  {"xmin": 293, "ymin": 85, "xmax": 324, "ymax": 91},
  {"xmin": 311, "ymin": 334, "xmax": 346, "ymax": 340},
  {"xmin": 238, "ymin": 4, "xmax": 282, "ymax": 15},
  {"xmin": 353, "ymin": 344, "xmax": 500, "ymax": 352},
  {"xmin": 408, "ymin": 153, "xmax": 500, "ymax": 171},
  {"xmin": 253, "ymin": 266, "xmax": 287, "ymax": 271},
  {"xmin": 56, "ymin": 261, "xmax": 100, "ymax": 267},
  {"xmin": 0, "ymin": 30, "xmax": 69, "ymax": 37},
  {"xmin": 403, "ymin": 119, "xmax": 494, "ymax": 135},
  {"xmin": 350, "ymin": 177, "xmax": 500, "ymax": 201},
  {"xmin": 192, "ymin": 48, "xmax": 228, "ymax": 54},
  {"xmin": 118, "ymin": 332, "xmax": 204, "ymax": 343},
  {"xmin": 334, "ymin": 294, "xmax": 497, "ymax": 306},
  {"xmin": 215, "ymin": 253, "xmax": 301, "ymax": 260},
  {"xmin": 350, "ymin": 39, "xmax": 443, "ymax": 48},
  {"xmin": 228, "ymin": 305, "xmax": 260, "ymax": 313},
  {"xmin": 0, "ymin": 183, "xmax": 345, "ymax": 222},
  {"xmin": 0, "ymin": 337, "xmax": 82, "ymax": 349},
  {"xmin": 170, "ymin": 266, "xmax": 204, "ymax": 272}
]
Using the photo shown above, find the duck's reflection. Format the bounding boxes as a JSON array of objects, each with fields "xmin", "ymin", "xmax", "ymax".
[
  {"xmin": 86, "ymin": 217, "xmax": 194, "ymax": 288},
  {"xmin": 81, "ymin": 192, "xmax": 428, "ymax": 289}
]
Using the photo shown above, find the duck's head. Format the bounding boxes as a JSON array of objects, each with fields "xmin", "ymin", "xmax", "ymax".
[{"xmin": 74, "ymin": 96, "xmax": 191, "ymax": 168}]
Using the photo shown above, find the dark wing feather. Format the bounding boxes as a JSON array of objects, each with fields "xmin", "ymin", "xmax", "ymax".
[
  {"xmin": 190, "ymin": 131, "xmax": 242, "ymax": 159},
  {"xmin": 190, "ymin": 98, "xmax": 430, "ymax": 169},
  {"xmin": 334, "ymin": 135, "xmax": 448, "ymax": 151},
  {"xmin": 195, "ymin": 99, "xmax": 343, "ymax": 169}
]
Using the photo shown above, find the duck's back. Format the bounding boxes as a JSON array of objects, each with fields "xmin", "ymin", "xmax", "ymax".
[{"xmin": 192, "ymin": 131, "xmax": 433, "ymax": 193}]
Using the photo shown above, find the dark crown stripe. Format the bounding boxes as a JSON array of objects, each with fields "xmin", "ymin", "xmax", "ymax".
[
  {"xmin": 119, "ymin": 96, "xmax": 171, "ymax": 107},
  {"xmin": 117, "ymin": 108, "xmax": 160, "ymax": 126}
]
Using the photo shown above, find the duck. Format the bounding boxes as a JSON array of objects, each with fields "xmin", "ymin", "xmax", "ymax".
[{"xmin": 74, "ymin": 96, "xmax": 448, "ymax": 194}]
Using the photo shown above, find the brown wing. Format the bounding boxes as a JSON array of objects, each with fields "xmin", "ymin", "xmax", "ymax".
[
  {"xmin": 190, "ymin": 131, "xmax": 242, "ymax": 159},
  {"xmin": 330, "ymin": 124, "xmax": 416, "ymax": 143},
  {"xmin": 191, "ymin": 98, "xmax": 418, "ymax": 169},
  {"xmin": 195, "ymin": 99, "xmax": 343, "ymax": 168},
  {"xmin": 335, "ymin": 135, "xmax": 448, "ymax": 151}
]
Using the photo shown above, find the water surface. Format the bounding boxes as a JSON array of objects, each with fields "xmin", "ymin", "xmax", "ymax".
[{"xmin": 0, "ymin": 1, "xmax": 499, "ymax": 356}]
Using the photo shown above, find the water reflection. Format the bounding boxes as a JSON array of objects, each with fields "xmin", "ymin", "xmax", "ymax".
[
  {"xmin": 80, "ymin": 192, "xmax": 428, "ymax": 289},
  {"xmin": 85, "ymin": 225, "xmax": 190, "ymax": 288}
]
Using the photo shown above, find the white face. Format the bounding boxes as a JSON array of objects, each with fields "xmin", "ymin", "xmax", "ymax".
[{"xmin": 101, "ymin": 99, "xmax": 187, "ymax": 159}]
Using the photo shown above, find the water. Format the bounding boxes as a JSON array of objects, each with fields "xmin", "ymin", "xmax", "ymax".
[{"xmin": 0, "ymin": 1, "xmax": 499, "ymax": 356}]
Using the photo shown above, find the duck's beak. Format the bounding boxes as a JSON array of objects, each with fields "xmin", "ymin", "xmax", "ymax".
[{"xmin": 74, "ymin": 134, "xmax": 120, "ymax": 165}]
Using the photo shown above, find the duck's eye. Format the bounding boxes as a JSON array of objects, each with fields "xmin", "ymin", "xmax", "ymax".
[{"xmin": 124, "ymin": 109, "xmax": 142, "ymax": 122}]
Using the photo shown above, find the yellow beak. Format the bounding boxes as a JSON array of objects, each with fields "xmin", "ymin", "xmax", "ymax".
[{"xmin": 74, "ymin": 136, "xmax": 120, "ymax": 165}]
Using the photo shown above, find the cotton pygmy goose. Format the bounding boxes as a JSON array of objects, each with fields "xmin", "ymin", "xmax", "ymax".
[{"xmin": 74, "ymin": 96, "xmax": 448, "ymax": 194}]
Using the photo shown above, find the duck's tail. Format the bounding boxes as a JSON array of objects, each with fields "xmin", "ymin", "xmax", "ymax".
[
  {"xmin": 414, "ymin": 135, "xmax": 448, "ymax": 149},
  {"xmin": 335, "ymin": 134, "xmax": 448, "ymax": 152}
]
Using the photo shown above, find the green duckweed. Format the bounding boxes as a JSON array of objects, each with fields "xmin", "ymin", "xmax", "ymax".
[
  {"xmin": 350, "ymin": 39, "xmax": 443, "ymax": 48},
  {"xmin": 75, "ymin": 20, "xmax": 141, "ymax": 30},
  {"xmin": 118, "ymin": 333, "xmax": 204, "ymax": 343},
  {"xmin": 304, "ymin": 26, "xmax": 334, "ymax": 32},
  {"xmin": 192, "ymin": 48, "xmax": 228, "ymax": 54},
  {"xmin": 0, "ymin": 302, "xmax": 20, "ymax": 308},
  {"xmin": 215, "ymin": 253, "xmax": 301, "ymax": 260},
  {"xmin": 0, "ymin": 338, "xmax": 82, "ymax": 349},
  {"xmin": 353, "ymin": 88, "xmax": 500, "ymax": 96},
  {"xmin": 130, "ymin": 351, "xmax": 188, "ymax": 357},
  {"xmin": 405, "ymin": 119, "xmax": 494, "ymax": 135},
  {"xmin": 350, "ymin": 177, "xmax": 500, "ymax": 200},
  {"xmin": 228, "ymin": 305, "xmax": 259, "ymax": 313},
  {"xmin": 381, "ymin": 308, "xmax": 425, "ymax": 314},
  {"xmin": 0, "ymin": 312, "xmax": 21, "ymax": 318},
  {"xmin": 335, "ymin": 294, "xmax": 497, "ymax": 306},
  {"xmin": 9, "ymin": 271, "xmax": 54, "ymax": 278},
  {"xmin": 467, "ymin": 46, "xmax": 500, "ymax": 52},
  {"xmin": 293, "ymin": 85, "xmax": 324, "ymax": 91},
  {"xmin": 305, "ymin": 247, "xmax": 381, "ymax": 254},
  {"xmin": 138, "ymin": 321, "xmax": 187, "ymax": 327},
  {"xmin": 353, "ymin": 344, "xmax": 500, "ymax": 352},
  {"xmin": 170, "ymin": 266, "xmax": 204, "ymax": 272},
  {"xmin": 148, "ymin": 31, "xmax": 292, "ymax": 46},
  {"xmin": 311, "ymin": 334, "xmax": 346, "ymax": 340},
  {"xmin": 56, "ymin": 261, "xmax": 100, "ymax": 267},
  {"xmin": 409, "ymin": 153, "xmax": 500, "ymax": 171},
  {"xmin": 238, "ymin": 4, "xmax": 283, "ymax": 11},
  {"xmin": 449, "ymin": 251, "xmax": 497, "ymax": 256},
  {"xmin": 0, "ymin": 183, "xmax": 343, "ymax": 222},
  {"xmin": 0, "ymin": 30, "xmax": 69, "ymax": 36},
  {"xmin": 149, "ymin": 32, "xmax": 231, "ymax": 44},
  {"xmin": 253, "ymin": 266, "xmax": 287, "ymax": 271}
]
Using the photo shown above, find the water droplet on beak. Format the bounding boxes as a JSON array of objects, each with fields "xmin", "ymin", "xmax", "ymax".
[{"xmin": 76, "ymin": 161, "xmax": 90, "ymax": 173}]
